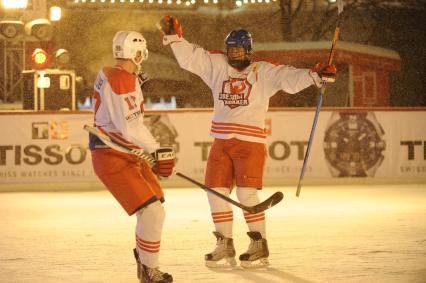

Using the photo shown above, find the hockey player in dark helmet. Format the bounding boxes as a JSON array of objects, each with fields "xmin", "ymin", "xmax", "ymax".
[
  {"xmin": 225, "ymin": 29, "xmax": 253, "ymax": 70},
  {"xmin": 159, "ymin": 15, "xmax": 336, "ymax": 269}
]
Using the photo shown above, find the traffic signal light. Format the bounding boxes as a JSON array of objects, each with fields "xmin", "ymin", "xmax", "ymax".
[{"xmin": 31, "ymin": 48, "xmax": 48, "ymax": 70}]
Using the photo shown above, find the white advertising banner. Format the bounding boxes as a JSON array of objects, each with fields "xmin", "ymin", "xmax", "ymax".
[
  {"xmin": 0, "ymin": 110, "xmax": 425, "ymax": 185},
  {"xmin": 0, "ymin": 113, "xmax": 96, "ymax": 184}
]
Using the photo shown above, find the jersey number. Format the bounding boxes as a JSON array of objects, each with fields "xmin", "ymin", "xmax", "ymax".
[{"xmin": 124, "ymin": 95, "xmax": 137, "ymax": 110}]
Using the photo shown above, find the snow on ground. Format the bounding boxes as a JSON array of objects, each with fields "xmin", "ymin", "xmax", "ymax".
[{"xmin": 1, "ymin": 184, "xmax": 426, "ymax": 283}]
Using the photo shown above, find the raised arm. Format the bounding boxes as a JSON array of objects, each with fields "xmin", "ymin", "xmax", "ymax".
[
  {"xmin": 158, "ymin": 15, "xmax": 219, "ymax": 87},
  {"xmin": 261, "ymin": 62, "xmax": 336, "ymax": 95}
]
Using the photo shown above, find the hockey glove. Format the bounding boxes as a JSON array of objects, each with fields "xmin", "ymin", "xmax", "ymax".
[
  {"xmin": 137, "ymin": 72, "xmax": 149, "ymax": 90},
  {"xmin": 157, "ymin": 15, "xmax": 183, "ymax": 45},
  {"xmin": 312, "ymin": 63, "xmax": 337, "ymax": 83},
  {"xmin": 152, "ymin": 147, "xmax": 176, "ymax": 178}
]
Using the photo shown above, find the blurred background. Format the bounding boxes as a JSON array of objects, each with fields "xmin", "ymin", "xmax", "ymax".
[{"xmin": 0, "ymin": 0, "xmax": 425, "ymax": 110}]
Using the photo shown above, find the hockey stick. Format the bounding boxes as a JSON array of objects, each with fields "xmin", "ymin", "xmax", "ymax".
[
  {"xmin": 84, "ymin": 125, "xmax": 283, "ymax": 214},
  {"xmin": 296, "ymin": 0, "xmax": 344, "ymax": 197}
]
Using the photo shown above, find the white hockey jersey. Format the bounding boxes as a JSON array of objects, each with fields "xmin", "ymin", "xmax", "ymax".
[
  {"xmin": 92, "ymin": 65, "xmax": 159, "ymax": 153},
  {"xmin": 171, "ymin": 38, "xmax": 318, "ymax": 144}
]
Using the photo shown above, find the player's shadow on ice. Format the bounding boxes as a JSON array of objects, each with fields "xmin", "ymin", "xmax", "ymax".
[{"xmin": 209, "ymin": 267, "xmax": 314, "ymax": 283}]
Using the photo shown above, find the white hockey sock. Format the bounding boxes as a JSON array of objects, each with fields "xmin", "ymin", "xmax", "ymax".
[
  {"xmin": 135, "ymin": 200, "xmax": 165, "ymax": 268},
  {"xmin": 236, "ymin": 187, "xmax": 266, "ymax": 238},
  {"xmin": 207, "ymin": 187, "xmax": 233, "ymax": 238}
]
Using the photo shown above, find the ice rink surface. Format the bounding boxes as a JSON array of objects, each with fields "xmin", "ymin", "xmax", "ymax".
[{"xmin": 1, "ymin": 184, "xmax": 426, "ymax": 283}]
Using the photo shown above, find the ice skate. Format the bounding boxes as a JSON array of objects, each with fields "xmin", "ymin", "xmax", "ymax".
[
  {"xmin": 239, "ymin": 231, "xmax": 269, "ymax": 268},
  {"xmin": 133, "ymin": 248, "xmax": 173, "ymax": 283},
  {"xmin": 140, "ymin": 264, "xmax": 173, "ymax": 283},
  {"xmin": 204, "ymin": 231, "xmax": 237, "ymax": 268},
  {"xmin": 133, "ymin": 248, "xmax": 142, "ymax": 279}
]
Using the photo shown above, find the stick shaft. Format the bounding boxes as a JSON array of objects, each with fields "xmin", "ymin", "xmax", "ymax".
[
  {"xmin": 296, "ymin": 90, "xmax": 324, "ymax": 197},
  {"xmin": 296, "ymin": 1, "xmax": 343, "ymax": 196}
]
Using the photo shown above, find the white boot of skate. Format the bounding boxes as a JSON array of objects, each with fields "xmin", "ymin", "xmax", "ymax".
[
  {"xmin": 239, "ymin": 231, "xmax": 270, "ymax": 268},
  {"xmin": 205, "ymin": 231, "xmax": 237, "ymax": 268}
]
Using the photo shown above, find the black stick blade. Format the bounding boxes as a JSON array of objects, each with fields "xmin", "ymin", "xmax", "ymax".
[{"xmin": 246, "ymin": 191, "xmax": 284, "ymax": 214}]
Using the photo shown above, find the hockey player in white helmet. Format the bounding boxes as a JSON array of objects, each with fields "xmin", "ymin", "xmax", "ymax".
[
  {"xmin": 158, "ymin": 16, "xmax": 336, "ymax": 269},
  {"xmin": 90, "ymin": 31, "xmax": 175, "ymax": 283}
]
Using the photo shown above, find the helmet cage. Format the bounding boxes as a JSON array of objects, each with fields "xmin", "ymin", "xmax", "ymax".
[{"xmin": 225, "ymin": 29, "xmax": 252, "ymax": 69}]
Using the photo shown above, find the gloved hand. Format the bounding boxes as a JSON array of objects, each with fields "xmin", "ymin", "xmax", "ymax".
[
  {"xmin": 158, "ymin": 15, "xmax": 182, "ymax": 36},
  {"xmin": 137, "ymin": 72, "xmax": 149, "ymax": 90},
  {"xmin": 312, "ymin": 63, "xmax": 337, "ymax": 83},
  {"xmin": 157, "ymin": 16, "xmax": 183, "ymax": 45},
  {"xmin": 151, "ymin": 147, "xmax": 175, "ymax": 178}
]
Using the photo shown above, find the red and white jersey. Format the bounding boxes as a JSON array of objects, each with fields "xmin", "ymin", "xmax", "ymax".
[
  {"xmin": 171, "ymin": 38, "xmax": 317, "ymax": 144},
  {"xmin": 92, "ymin": 65, "xmax": 159, "ymax": 153}
]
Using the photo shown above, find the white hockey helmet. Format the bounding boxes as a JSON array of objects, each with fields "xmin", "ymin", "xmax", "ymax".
[{"xmin": 112, "ymin": 31, "xmax": 148, "ymax": 64}]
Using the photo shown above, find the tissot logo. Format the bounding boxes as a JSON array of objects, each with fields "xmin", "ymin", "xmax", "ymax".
[
  {"xmin": 32, "ymin": 122, "xmax": 49, "ymax": 139},
  {"xmin": 1, "ymin": 121, "xmax": 83, "ymax": 166},
  {"xmin": 400, "ymin": 141, "xmax": 426, "ymax": 160},
  {"xmin": 32, "ymin": 121, "xmax": 69, "ymax": 140},
  {"xmin": 219, "ymin": 77, "xmax": 252, "ymax": 109}
]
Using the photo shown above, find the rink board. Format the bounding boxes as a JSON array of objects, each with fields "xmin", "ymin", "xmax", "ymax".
[{"xmin": 0, "ymin": 108, "xmax": 425, "ymax": 186}]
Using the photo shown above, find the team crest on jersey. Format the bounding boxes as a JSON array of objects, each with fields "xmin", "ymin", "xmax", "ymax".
[{"xmin": 219, "ymin": 77, "xmax": 252, "ymax": 109}]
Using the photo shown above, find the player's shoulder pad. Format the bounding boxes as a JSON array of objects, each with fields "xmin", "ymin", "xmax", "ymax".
[{"xmin": 103, "ymin": 67, "xmax": 137, "ymax": 95}]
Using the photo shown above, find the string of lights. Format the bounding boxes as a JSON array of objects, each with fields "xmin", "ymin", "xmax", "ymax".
[{"xmin": 68, "ymin": 0, "xmax": 278, "ymax": 8}]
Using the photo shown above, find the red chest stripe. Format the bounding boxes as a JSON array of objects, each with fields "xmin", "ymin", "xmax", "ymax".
[{"xmin": 211, "ymin": 121, "xmax": 267, "ymax": 138}]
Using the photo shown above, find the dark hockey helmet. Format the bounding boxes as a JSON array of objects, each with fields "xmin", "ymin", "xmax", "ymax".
[{"xmin": 225, "ymin": 29, "xmax": 253, "ymax": 69}]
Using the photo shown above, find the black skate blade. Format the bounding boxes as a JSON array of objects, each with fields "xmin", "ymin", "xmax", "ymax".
[{"xmin": 245, "ymin": 191, "xmax": 284, "ymax": 214}]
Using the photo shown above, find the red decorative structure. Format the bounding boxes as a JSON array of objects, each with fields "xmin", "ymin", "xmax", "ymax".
[{"xmin": 254, "ymin": 41, "xmax": 401, "ymax": 107}]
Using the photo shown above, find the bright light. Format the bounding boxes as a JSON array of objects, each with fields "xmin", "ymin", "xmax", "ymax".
[
  {"xmin": 1, "ymin": 0, "xmax": 28, "ymax": 9},
  {"xmin": 34, "ymin": 52, "xmax": 47, "ymax": 65},
  {"xmin": 236, "ymin": 0, "xmax": 242, "ymax": 7},
  {"xmin": 49, "ymin": 6, "xmax": 62, "ymax": 22},
  {"xmin": 32, "ymin": 48, "xmax": 48, "ymax": 68}
]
